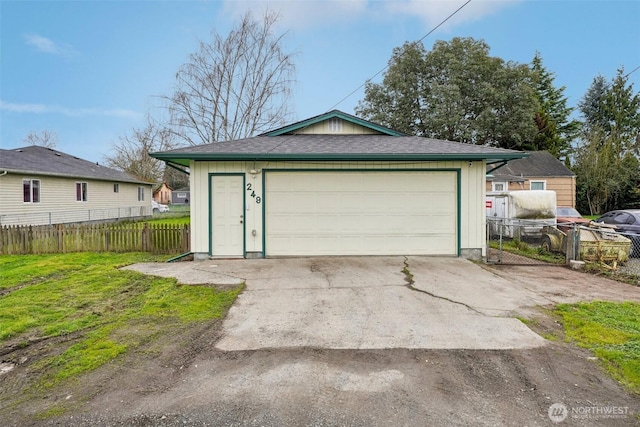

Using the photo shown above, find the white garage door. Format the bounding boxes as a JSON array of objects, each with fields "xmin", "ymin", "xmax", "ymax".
[{"xmin": 265, "ymin": 171, "xmax": 457, "ymax": 256}]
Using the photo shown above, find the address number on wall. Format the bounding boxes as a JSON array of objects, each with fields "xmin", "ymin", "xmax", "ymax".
[{"xmin": 246, "ymin": 183, "xmax": 262, "ymax": 204}]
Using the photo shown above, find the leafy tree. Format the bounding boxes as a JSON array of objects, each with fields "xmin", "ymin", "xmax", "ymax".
[
  {"xmin": 530, "ymin": 52, "xmax": 580, "ymax": 158},
  {"xmin": 356, "ymin": 37, "xmax": 539, "ymax": 149},
  {"xmin": 104, "ymin": 116, "xmax": 176, "ymax": 183},
  {"xmin": 22, "ymin": 129, "xmax": 58, "ymax": 148},
  {"xmin": 574, "ymin": 129, "xmax": 640, "ymax": 214},
  {"xmin": 355, "ymin": 42, "xmax": 429, "ymax": 136},
  {"xmin": 579, "ymin": 69, "xmax": 640, "ymax": 151},
  {"xmin": 574, "ymin": 69, "xmax": 640, "ymax": 213},
  {"xmin": 166, "ymin": 10, "xmax": 297, "ymax": 146}
]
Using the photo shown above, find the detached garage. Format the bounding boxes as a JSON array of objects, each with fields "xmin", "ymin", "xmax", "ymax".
[{"xmin": 151, "ymin": 110, "xmax": 526, "ymax": 260}]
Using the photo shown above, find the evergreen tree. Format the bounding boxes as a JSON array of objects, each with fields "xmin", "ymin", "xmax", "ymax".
[
  {"xmin": 529, "ymin": 52, "xmax": 580, "ymax": 158},
  {"xmin": 574, "ymin": 69, "xmax": 640, "ymax": 213}
]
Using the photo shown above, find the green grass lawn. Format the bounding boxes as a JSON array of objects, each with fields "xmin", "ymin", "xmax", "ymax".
[
  {"xmin": 554, "ymin": 301, "xmax": 640, "ymax": 394},
  {"xmin": 0, "ymin": 252, "xmax": 240, "ymax": 390}
]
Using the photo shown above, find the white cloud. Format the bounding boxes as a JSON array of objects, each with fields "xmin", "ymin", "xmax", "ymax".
[
  {"xmin": 24, "ymin": 33, "xmax": 78, "ymax": 57},
  {"xmin": 384, "ymin": 0, "xmax": 521, "ymax": 30},
  {"xmin": 220, "ymin": 0, "xmax": 368, "ymax": 31},
  {"xmin": 220, "ymin": 0, "xmax": 519, "ymax": 32},
  {"xmin": 0, "ymin": 100, "xmax": 141, "ymax": 119}
]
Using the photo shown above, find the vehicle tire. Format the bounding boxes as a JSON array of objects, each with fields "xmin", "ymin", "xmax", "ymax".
[
  {"xmin": 541, "ymin": 235, "xmax": 553, "ymax": 253},
  {"xmin": 153, "ymin": 208, "xmax": 159, "ymax": 214}
]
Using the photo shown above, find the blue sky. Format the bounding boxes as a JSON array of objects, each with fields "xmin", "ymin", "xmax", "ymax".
[{"xmin": 1, "ymin": 0, "xmax": 639, "ymax": 163}]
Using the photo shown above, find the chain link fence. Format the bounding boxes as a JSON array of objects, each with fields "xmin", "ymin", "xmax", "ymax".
[
  {"xmin": 0, "ymin": 205, "xmax": 190, "ymax": 227},
  {"xmin": 487, "ymin": 218, "xmax": 640, "ymax": 279},
  {"xmin": 0, "ymin": 206, "xmax": 151, "ymax": 226},
  {"xmin": 486, "ymin": 218, "xmax": 554, "ymax": 265}
]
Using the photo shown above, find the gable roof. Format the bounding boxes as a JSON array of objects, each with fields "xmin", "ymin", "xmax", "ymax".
[
  {"xmin": 260, "ymin": 110, "xmax": 407, "ymax": 137},
  {"xmin": 151, "ymin": 134, "xmax": 527, "ymax": 166},
  {"xmin": 487, "ymin": 151, "xmax": 575, "ymax": 178},
  {"xmin": 151, "ymin": 110, "xmax": 529, "ymax": 166},
  {"xmin": 0, "ymin": 146, "xmax": 150, "ymax": 184}
]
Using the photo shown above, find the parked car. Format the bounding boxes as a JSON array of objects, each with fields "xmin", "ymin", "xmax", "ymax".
[
  {"xmin": 152, "ymin": 200, "xmax": 169, "ymax": 213},
  {"xmin": 595, "ymin": 210, "xmax": 640, "ymax": 257},
  {"xmin": 556, "ymin": 207, "xmax": 590, "ymax": 225}
]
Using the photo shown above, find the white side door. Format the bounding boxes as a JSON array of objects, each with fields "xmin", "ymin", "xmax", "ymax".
[{"xmin": 211, "ymin": 175, "xmax": 244, "ymax": 257}]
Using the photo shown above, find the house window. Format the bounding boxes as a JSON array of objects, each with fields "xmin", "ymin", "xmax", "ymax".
[
  {"xmin": 492, "ymin": 181, "xmax": 507, "ymax": 192},
  {"xmin": 138, "ymin": 186, "xmax": 145, "ymax": 201},
  {"xmin": 328, "ymin": 118, "xmax": 342, "ymax": 132},
  {"xmin": 23, "ymin": 179, "xmax": 41, "ymax": 203},
  {"xmin": 114, "ymin": 183, "xmax": 119, "ymax": 193},
  {"xmin": 530, "ymin": 181, "xmax": 546, "ymax": 190},
  {"xmin": 76, "ymin": 182, "xmax": 88, "ymax": 202}
]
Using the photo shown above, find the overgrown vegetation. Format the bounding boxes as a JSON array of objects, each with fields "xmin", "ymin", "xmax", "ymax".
[
  {"xmin": 0, "ymin": 253, "xmax": 241, "ymax": 392},
  {"xmin": 489, "ymin": 239, "xmax": 565, "ymax": 264},
  {"xmin": 146, "ymin": 215, "xmax": 190, "ymax": 226},
  {"xmin": 493, "ymin": 239, "xmax": 639, "ymax": 286},
  {"xmin": 554, "ymin": 301, "xmax": 640, "ymax": 393}
]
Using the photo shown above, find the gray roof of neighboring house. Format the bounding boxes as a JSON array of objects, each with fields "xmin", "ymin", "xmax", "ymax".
[
  {"xmin": 151, "ymin": 134, "xmax": 527, "ymax": 167},
  {"xmin": 487, "ymin": 151, "xmax": 575, "ymax": 178},
  {"xmin": 0, "ymin": 146, "xmax": 151, "ymax": 184}
]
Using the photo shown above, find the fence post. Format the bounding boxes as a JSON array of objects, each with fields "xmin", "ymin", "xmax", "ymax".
[
  {"xmin": 183, "ymin": 224, "xmax": 190, "ymax": 253},
  {"xmin": 142, "ymin": 223, "xmax": 149, "ymax": 252},
  {"xmin": 565, "ymin": 224, "xmax": 580, "ymax": 265},
  {"xmin": 57, "ymin": 224, "xmax": 63, "ymax": 252}
]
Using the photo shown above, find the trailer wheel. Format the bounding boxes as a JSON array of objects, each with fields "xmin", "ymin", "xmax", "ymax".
[{"xmin": 541, "ymin": 235, "xmax": 553, "ymax": 253}]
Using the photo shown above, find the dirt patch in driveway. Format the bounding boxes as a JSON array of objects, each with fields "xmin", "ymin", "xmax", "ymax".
[
  {"xmin": 2, "ymin": 259, "xmax": 640, "ymax": 426},
  {"xmin": 4, "ymin": 325, "xmax": 638, "ymax": 426}
]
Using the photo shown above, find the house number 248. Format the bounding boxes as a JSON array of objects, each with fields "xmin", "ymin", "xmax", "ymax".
[{"xmin": 246, "ymin": 183, "xmax": 261, "ymax": 204}]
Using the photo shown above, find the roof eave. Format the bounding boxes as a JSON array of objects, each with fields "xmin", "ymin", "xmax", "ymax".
[
  {"xmin": 150, "ymin": 152, "xmax": 528, "ymax": 164},
  {"xmin": 0, "ymin": 168, "xmax": 152, "ymax": 184}
]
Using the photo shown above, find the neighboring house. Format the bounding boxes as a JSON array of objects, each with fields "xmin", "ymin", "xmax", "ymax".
[
  {"xmin": 486, "ymin": 151, "xmax": 576, "ymax": 208},
  {"xmin": 151, "ymin": 110, "xmax": 526, "ymax": 260},
  {"xmin": 0, "ymin": 146, "xmax": 153, "ymax": 226},
  {"xmin": 172, "ymin": 187, "xmax": 190, "ymax": 205},
  {"xmin": 153, "ymin": 182, "xmax": 173, "ymax": 204}
]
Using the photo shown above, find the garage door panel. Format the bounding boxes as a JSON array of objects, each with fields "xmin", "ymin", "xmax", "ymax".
[{"xmin": 265, "ymin": 171, "xmax": 457, "ymax": 256}]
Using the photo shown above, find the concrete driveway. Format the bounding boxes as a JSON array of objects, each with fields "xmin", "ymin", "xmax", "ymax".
[{"xmin": 126, "ymin": 256, "xmax": 552, "ymax": 350}]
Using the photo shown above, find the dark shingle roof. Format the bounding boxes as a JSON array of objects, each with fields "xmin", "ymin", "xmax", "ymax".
[
  {"xmin": 151, "ymin": 134, "xmax": 527, "ymax": 166},
  {"xmin": 486, "ymin": 151, "xmax": 574, "ymax": 178},
  {"xmin": 0, "ymin": 146, "xmax": 150, "ymax": 184}
]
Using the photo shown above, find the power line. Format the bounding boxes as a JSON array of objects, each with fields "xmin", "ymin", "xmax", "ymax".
[
  {"xmin": 326, "ymin": 0, "xmax": 472, "ymax": 112},
  {"xmin": 263, "ymin": 0, "xmax": 472, "ymax": 158},
  {"xmin": 624, "ymin": 65, "xmax": 640, "ymax": 78}
]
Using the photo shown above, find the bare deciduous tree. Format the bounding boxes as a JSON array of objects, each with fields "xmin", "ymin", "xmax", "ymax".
[
  {"xmin": 166, "ymin": 10, "xmax": 296, "ymax": 146},
  {"xmin": 104, "ymin": 116, "xmax": 176, "ymax": 183},
  {"xmin": 22, "ymin": 129, "xmax": 58, "ymax": 148}
]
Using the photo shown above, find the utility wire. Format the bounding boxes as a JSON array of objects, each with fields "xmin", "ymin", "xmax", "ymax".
[
  {"xmin": 326, "ymin": 0, "xmax": 472, "ymax": 112},
  {"xmin": 624, "ymin": 65, "xmax": 640, "ymax": 78},
  {"xmin": 263, "ymin": 0, "xmax": 472, "ymax": 156}
]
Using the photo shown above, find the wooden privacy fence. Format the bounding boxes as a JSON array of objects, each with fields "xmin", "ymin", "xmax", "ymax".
[{"xmin": 0, "ymin": 223, "xmax": 190, "ymax": 255}]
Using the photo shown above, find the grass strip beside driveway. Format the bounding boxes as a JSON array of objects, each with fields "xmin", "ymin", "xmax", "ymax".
[
  {"xmin": 555, "ymin": 301, "xmax": 640, "ymax": 394},
  {"xmin": 0, "ymin": 252, "xmax": 242, "ymax": 390}
]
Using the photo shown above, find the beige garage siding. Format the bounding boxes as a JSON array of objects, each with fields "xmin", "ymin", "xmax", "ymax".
[{"xmin": 264, "ymin": 170, "xmax": 458, "ymax": 256}]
